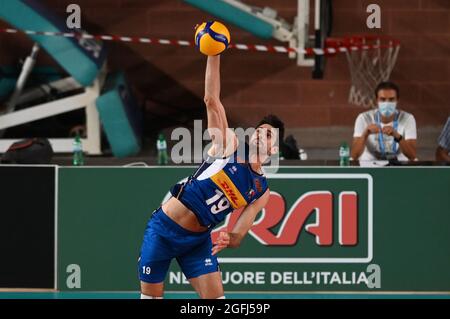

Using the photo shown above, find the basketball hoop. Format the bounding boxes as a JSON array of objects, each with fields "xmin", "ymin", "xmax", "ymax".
[{"xmin": 326, "ymin": 35, "xmax": 401, "ymax": 109}]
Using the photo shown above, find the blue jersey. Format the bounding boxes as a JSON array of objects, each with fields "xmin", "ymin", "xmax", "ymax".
[{"xmin": 170, "ymin": 142, "xmax": 268, "ymax": 228}]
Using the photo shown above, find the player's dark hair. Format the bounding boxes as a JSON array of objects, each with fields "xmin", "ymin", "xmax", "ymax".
[
  {"xmin": 375, "ymin": 81, "xmax": 400, "ymax": 99},
  {"xmin": 257, "ymin": 114, "xmax": 285, "ymax": 143}
]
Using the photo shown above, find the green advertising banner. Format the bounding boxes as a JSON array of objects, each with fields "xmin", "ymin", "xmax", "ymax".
[{"xmin": 58, "ymin": 167, "xmax": 450, "ymax": 293}]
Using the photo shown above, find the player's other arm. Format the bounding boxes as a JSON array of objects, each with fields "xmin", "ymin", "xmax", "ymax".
[
  {"xmin": 204, "ymin": 55, "xmax": 237, "ymax": 157},
  {"xmin": 212, "ymin": 190, "xmax": 270, "ymax": 255}
]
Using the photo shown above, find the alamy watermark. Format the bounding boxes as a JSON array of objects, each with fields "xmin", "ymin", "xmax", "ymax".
[
  {"xmin": 66, "ymin": 4, "xmax": 81, "ymax": 29},
  {"xmin": 366, "ymin": 4, "xmax": 381, "ymax": 29},
  {"xmin": 170, "ymin": 120, "xmax": 280, "ymax": 173}
]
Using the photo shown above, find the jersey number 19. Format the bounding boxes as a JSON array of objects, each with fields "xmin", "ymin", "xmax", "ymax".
[{"xmin": 205, "ymin": 189, "xmax": 230, "ymax": 214}]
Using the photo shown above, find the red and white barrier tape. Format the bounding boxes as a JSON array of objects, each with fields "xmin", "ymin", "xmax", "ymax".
[{"xmin": 0, "ymin": 28, "xmax": 398, "ymax": 56}]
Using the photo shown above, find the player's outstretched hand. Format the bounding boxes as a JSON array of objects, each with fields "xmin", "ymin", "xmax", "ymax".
[{"xmin": 212, "ymin": 232, "xmax": 230, "ymax": 255}]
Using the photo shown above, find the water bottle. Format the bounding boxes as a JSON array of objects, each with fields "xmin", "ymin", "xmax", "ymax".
[
  {"xmin": 299, "ymin": 149, "xmax": 308, "ymax": 161},
  {"xmin": 339, "ymin": 142, "xmax": 350, "ymax": 167},
  {"xmin": 72, "ymin": 133, "xmax": 84, "ymax": 166},
  {"xmin": 157, "ymin": 133, "xmax": 168, "ymax": 165}
]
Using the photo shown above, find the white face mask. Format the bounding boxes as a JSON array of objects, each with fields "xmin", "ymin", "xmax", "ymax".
[{"xmin": 378, "ymin": 102, "xmax": 397, "ymax": 117}]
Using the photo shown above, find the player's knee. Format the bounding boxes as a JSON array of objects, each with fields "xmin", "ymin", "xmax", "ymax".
[{"xmin": 140, "ymin": 281, "xmax": 164, "ymax": 298}]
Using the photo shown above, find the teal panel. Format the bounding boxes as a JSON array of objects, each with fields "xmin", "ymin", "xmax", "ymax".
[
  {"xmin": 184, "ymin": 0, "xmax": 274, "ymax": 39},
  {"xmin": 0, "ymin": 0, "xmax": 106, "ymax": 85}
]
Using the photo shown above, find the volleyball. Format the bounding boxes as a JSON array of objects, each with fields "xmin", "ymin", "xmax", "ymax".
[{"xmin": 194, "ymin": 21, "xmax": 231, "ymax": 56}]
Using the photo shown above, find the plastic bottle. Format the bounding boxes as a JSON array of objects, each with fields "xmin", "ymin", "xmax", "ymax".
[
  {"xmin": 157, "ymin": 133, "xmax": 168, "ymax": 165},
  {"xmin": 73, "ymin": 133, "xmax": 84, "ymax": 166},
  {"xmin": 299, "ymin": 149, "xmax": 308, "ymax": 161},
  {"xmin": 339, "ymin": 142, "xmax": 350, "ymax": 167}
]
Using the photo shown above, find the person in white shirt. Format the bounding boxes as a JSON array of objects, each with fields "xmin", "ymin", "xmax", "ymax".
[
  {"xmin": 435, "ymin": 116, "xmax": 450, "ymax": 162},
  {"xmin": 351, "ymin": 82, "xmax": 417, "ymax": 161}
]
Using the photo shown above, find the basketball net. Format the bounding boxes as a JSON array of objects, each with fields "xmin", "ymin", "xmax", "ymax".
[{"xmin": 327, "ymin": 36, "xmax": 400, "ymax": 109}]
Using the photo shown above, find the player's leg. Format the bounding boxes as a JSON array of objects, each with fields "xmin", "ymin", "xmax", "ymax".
[
  {"xmin": 188, "ymin": 271, "xmax": 224, "ymax": 299},
  {"xmin": 140, "ymin": 281, "xmax": 164, "ymax": 299},
  {"xmin": 138, "ymin": 209, "xmax": 175, "ymax": 299},
  {"xmin": 138, "ymin": 250, "xmax": 171, "ymax": 298},
  {"xmin": 177, "ymin": 235, "xmax": 225, "ymax": 299}
]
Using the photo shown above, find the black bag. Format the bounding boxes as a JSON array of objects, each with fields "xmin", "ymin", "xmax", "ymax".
[
  {"xmin": 280, "ymin": 135, "xmax": 300, "ymax": 160},
  {"xmin": 1, "ymin": 138, "xmax": 54, "ymax": 164}
]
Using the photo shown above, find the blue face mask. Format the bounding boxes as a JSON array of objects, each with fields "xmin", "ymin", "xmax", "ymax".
[{"xmin": 378, "ymin": 102, "xmax": 397, "ymax": 117}]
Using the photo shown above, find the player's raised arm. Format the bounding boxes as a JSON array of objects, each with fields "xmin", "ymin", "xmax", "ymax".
[{"xmin": 204, "ymin": 55, "xmax": 236, "ymax": 157}]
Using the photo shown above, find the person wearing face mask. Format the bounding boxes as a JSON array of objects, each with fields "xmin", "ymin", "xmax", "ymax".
[
  {"xmin": 351, "ymin": 82, "xmax": 417, "ymax": 161},
  {"xmin": 435, "ymin": 116, "xmax": 450, "ymax": 162}
]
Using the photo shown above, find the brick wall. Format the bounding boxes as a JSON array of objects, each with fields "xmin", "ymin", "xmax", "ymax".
[{"xmin": 1, "ymin": 0, "xmax": 449, "ymax": 133}]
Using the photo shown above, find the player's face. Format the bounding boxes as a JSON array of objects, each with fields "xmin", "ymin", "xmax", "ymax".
[{"xmin": 250, "ymin": 124, "xmax": 279, "ymax": 158}]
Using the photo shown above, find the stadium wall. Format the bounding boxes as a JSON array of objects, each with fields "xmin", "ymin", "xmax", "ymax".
[{"xmin": 0, "ymin": 1, "xmax": 448, "ymax": 129}]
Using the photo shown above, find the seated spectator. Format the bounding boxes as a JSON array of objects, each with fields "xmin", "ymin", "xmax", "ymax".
[
  {"xmin": 435, "ymin": 116, "xmax": 450, "ymax": 162},
  {"xmin": 351, "ymin": 82, "xmax": 417, "ymax": 161}
]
